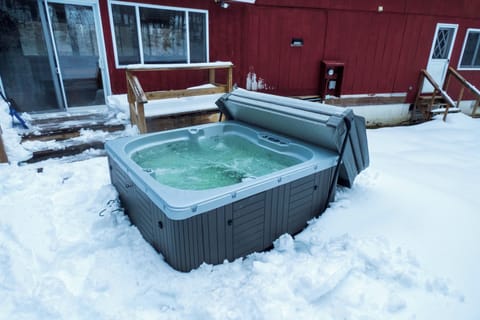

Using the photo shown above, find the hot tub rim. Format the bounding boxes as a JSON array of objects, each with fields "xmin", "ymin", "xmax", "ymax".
[{"xmin": 106, "ymin": 121, "xmax": 338, "ymax": 220}]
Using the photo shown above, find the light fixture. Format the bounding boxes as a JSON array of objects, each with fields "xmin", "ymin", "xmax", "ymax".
[
  {"xmin": 215, "ymin": 0, "xmax": 230, "ymax": 8},
  {"xmin": 291, "ymin": 38, "xmax": 304, "ymax": 47}
]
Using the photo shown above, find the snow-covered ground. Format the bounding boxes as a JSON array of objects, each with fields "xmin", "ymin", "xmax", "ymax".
[{"xmin": 0, "ymin": 108, "xmax": 479, "ymax": 319}]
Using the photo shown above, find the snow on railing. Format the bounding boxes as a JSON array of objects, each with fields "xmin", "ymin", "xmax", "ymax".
[{"xmin": 126, "ymin": 61, "xmax": 233, "ymax": 71}]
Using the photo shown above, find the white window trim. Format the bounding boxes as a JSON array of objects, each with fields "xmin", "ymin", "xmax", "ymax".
[
  {"xmin": 108, "ymin": 0, "xmax": 209, "ymax": 69},
  {"xmin": 458, "ymin": 28, "xmax": 480, "ymax": 71}
]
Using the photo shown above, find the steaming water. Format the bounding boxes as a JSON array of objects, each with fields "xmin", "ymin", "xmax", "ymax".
[{"xmin": 131, "ymin": 135, "xmax": 302, "ymax": 190}]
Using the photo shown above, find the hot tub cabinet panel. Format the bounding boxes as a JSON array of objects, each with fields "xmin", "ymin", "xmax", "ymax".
[
  {"xmin": 109, "ymin": 157, "xmax": 335, "ymax": 272},
  {"xmin": 109, "ymin": 159, "xmax": 155, "ymax": 243}
]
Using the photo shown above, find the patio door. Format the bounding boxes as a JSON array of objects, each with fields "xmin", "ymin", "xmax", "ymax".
[
  {"xmin": 0, "ymin": 0, "xmax": 109, "ymax": 112},
  {"xmin": 422, "ymin": 23, "xmax": 458, "ymax": 93}
]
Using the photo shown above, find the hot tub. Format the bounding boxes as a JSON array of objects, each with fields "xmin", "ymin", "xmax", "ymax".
[{"xmin": 106, "ymin": 121, "xmax": 338, "ymax": 271}]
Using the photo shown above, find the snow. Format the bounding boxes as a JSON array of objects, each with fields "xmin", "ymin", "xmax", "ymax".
[
  {"xmin": 107, "ymin": 89, "xmax": 223, "ymax": 118},
  {"xmin": 20, "ymin": 125, "xmax": 137, "ymax": 154},
  {"xmin": 0, "ymin": 102, "xmax": 31, "ymax": 162},
  {"xmin": 1, "ymin": 110, "xmax": 479, "ymax": 319},
  {"xmin": 142, "ymin": 93, "xmax": 223, "ymax": 117},
  {"xmin": 126, "ymin": 61, "xmax": 233, "ymax": 70}
]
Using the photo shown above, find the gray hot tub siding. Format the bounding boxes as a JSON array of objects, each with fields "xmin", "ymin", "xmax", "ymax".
[{"xmin": 109, "ymin": 156, "xmax": 335, "ymax": 272}]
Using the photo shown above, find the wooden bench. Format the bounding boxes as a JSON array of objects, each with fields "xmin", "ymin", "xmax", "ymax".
[{"xmin": 126, "ymin": 62, "xmax": 233, "ymax": 133}]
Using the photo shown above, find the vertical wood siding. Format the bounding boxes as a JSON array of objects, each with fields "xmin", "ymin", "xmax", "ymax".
[{"xmin": 100, "ymin": 0, "xmax": 480, "ymax": 102}]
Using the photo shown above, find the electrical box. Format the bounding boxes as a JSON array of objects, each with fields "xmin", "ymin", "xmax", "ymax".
[{"xmin": 319, "ymin": 61, "xmax": 344, "ymax": 99}]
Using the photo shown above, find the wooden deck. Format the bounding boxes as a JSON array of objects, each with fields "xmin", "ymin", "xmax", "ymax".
[
  {"xmin": 19, "ymin": 111, "xmax": 126, "ymax": 163},
  {"xmin": 126, "ymin": 62, "xmax": 233, "ymax": 133},
  {"xmin": 22, "ymin": 113, "xmax": 125, "ymax": 142}
]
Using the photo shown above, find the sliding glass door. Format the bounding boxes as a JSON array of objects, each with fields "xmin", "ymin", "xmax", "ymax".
[
  {"xmin": 0, "ymin": 0, "xmax": 107, "ymax": 112},
  {"xmin": 0, "ymin": 0, "xmax": 62, "ymax": 112}
]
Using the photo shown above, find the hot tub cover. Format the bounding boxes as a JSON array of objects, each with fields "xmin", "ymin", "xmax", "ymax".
[{"xmin": 216, "ymin": 88, "xmax": 369, "ymax": 187}]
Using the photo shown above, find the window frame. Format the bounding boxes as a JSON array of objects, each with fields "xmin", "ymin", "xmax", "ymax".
[
  {"xmin": 108, "ymin": 0, "xmax": 209, "ymax": 68},
  {"xmin": 458, "ymin": 28, "xmax": 480, "ymax": 71}
]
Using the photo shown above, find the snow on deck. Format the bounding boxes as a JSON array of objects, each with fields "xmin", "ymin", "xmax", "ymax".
[
  {"xmin": 107, "ymin": 84, "xmax": 222, "ymax": 118},
  {"xmin": 143, "ymin": 94, "xmax": 222, "ymax": 117}
]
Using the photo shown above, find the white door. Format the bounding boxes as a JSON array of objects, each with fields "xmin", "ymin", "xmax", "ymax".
[{"xmin": 423, "ymin": 23, "xmax": 458, "ymax": 93}]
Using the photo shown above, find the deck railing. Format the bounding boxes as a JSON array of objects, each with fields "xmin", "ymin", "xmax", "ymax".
[
  {"xmin": 443, "ymin": 67, "xmax": 480, "ymax": 118},
  {"xmin": 126, "ymin": 62, "xmax": 233, "ymax": 133},
  {"xmin": 413, "ymin": 69, "xmax": 456, "ymax": 121},
  {"xmin": 413, "ymin": 67, "xmax": 480, "ymax": 121}
]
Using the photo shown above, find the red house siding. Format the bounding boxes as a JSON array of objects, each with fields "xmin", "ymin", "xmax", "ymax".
[
  {"xmin": 238, "ymin": 6, "xmax": 327, "ymax": 96},
  {"xmin": 100, "ymin": 0, "xmax": 480, "ymax": 103}
]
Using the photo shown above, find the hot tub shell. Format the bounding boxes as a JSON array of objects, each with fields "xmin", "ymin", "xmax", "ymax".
[{"xmin": 106, "ymin": 89, "xmax": 369, "ymax": 272}]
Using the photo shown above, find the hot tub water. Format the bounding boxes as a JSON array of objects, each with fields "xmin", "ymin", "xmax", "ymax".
[{"xmin": 131, "ymin": 134, "xmax": 302, "ymax": 190}]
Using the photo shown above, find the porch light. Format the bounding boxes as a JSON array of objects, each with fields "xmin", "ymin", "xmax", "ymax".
[
  {"xmin": 291, "ymin": 38, "xmax": 304, "ymax": 47},
  {"xmin": 215, "ymin": 0, "xmax": 230, "ymax": 8}
]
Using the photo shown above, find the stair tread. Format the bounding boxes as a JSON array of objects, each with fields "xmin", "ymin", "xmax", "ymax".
[
  {"xmin": 418, "ymin": 97, "xmax": 445, "ymax": 102},
  {"xmin": 22, "ymin": 142, "xmax": 105, "ymax": 164},
  {"xmin": 22, "ymin": 111, "xmax": 127, "ymax": 141},
  {"xmin": 431, "ymin": 107, "xmax": 461, "ymax": 113},
  {"xmin": 21, "ymin": 123, "xmax": 125, "ymax": 142}
]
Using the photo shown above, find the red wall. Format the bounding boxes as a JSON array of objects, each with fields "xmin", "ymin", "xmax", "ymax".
[{"xmin": 100, "ymin": 0, "xmax": 480, "ymax": 103}]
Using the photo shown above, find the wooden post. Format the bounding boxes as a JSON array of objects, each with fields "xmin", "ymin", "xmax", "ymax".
[
  {"xmin": 428, "ymin": 88, "xmax": 437, "ymax": 120},
  {"xmin": 209, "ymin": 69, "xmax": 216, "ymax": 85},
  {"xmin": 442, "ymin": 103, "xmax": 449, "ymax": 122},
  {"xmin": 227, "ymin": 66, "xmax": 233, "ymax": 92},
  {"xmin": 472, "ymin": 98, "xmax": 480, "ymax": 116},
  {"xmin": 456, "ymin": 87, "xmax": 464, "ymax": 108},
  {"xmin": 412, "ymin": 75, "xmax": 421, "ymax": 122},
  {"xmin": 443, "ymin": 70, "xmax": 451, "ymax": 91},
  {"xmin": 0, "ymin": 125, "xmax": 8, "ymax": 163},
  {"xmin": 126, "ymin": 71, "xmax": 136, "ymax": 127},
  {"xmin": 136, "ymin": 102, "xmax": 147, "ymax": 134}
]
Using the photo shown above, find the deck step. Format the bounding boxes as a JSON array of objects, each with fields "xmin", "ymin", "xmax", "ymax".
[
  {"xmin": 431, "ymin": 107, "xmax": 461, "ymax": 114},
  {"xmin": 417, "ymin": 95, "xmax": 444, "ymax": 100},
  {"xmin": 18, "ymin": 110, "xmax": 129, "ymax": 163},
  {"xmin": 22, "ymin": 140, "xmax": 106, "ymax": 164},
  {"xmin": 21, "ymin": 123, "xmax": 125, "ymax": 142},
  {"xmin": 21, "ymin": 111, "xmax": 126, "ymax": 142}
]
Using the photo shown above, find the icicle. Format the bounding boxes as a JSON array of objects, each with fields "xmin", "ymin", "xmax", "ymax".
[
  {"xmin": 258, "ymin": 78, "xmax": 265, "ymax": 90},
  {"xmin": 246, "ymin": 72, "xmax": 252, "ymax": 90},
  {"xmin": 251, "ymin": 73, "xmax": 258, "ymax": 91}
]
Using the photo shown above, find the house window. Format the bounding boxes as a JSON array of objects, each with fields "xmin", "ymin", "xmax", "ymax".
[
  {"xmin": 459, "ymin": 29, "xmax": 480, "ymax": 70},
  {"xmin": 110, "ymin": 1, "xmax": 208, "ymax": 67}
]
